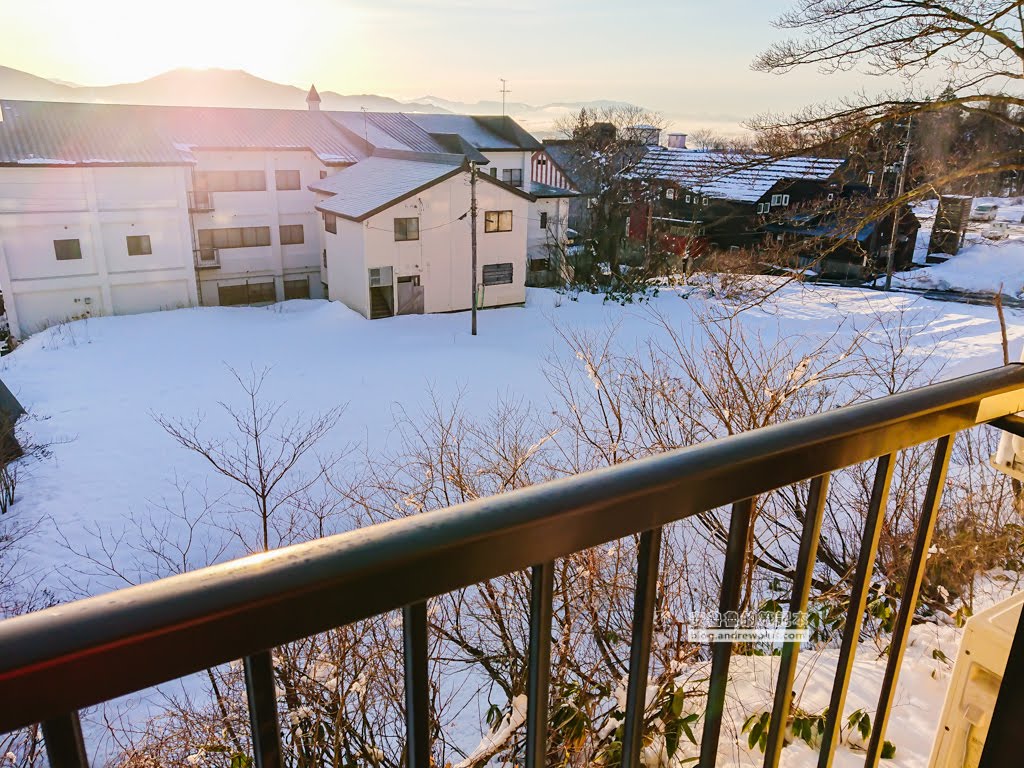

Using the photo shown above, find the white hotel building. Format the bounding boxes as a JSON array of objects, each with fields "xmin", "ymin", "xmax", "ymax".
[{"xmin": 0, "ymin": 89, "xmax": 575, "ymax": 336}]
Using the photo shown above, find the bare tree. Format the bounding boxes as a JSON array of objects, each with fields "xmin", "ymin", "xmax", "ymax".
[{"xmin": 154, "ymin": 366, "xmax": 346, "ymax": 553}]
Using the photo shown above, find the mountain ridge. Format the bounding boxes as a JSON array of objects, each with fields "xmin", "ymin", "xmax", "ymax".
[{"xmin": 0, "ymin": 66, "xmax": 643, "ymax": 133}]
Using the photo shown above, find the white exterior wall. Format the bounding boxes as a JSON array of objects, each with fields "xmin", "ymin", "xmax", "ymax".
[
  {"xmin": 0, "ymin": 165, "xmax": 198, "ymax": 337},
  {"xmin": 528, "ymin": 197, "xmax": 570, "ymax": 261},
  {"xmin": 324, "ymin": 218, "xmax": 368, "ymax": 317},
  {"xmin": 325, "ymin": 171, "xmax": 528, "ymax": 319},
  {"xmin": 190, "ymin": 150, "xmax": 329, "ymax": 305}
]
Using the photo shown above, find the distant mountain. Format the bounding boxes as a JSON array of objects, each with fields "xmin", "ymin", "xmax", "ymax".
[
  {"xmin": 0, "ymin": 66, "xmax": 446, "ymax": 113},
  {"xmin": 0, "ymin": 66, "xmax": 646, "ymax": 133}
]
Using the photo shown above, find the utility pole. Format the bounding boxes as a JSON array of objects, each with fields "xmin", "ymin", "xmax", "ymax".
[
  {"xmin": 499, "ymin": 79, "xmax": 510, "ymax": 117},
  {"xmin": 884, "ymin": 116, "xmax": 913, "ymax": 291},
  {"xmin": 470, "ymin": 162, "xmax": 478, "ymax": 336}
]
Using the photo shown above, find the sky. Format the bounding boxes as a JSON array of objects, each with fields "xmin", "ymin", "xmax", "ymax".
[{"xmin": 1, "ymin": 0, "xmax": 909, "ymax": 132}]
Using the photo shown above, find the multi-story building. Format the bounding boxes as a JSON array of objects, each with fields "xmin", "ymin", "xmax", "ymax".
[{"xmin": 0, "ymin": 92, "xmax": 576, "ymax": 336}]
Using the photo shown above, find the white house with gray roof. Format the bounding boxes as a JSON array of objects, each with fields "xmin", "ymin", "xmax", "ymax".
[{"xmin": 0, "ymin": 91, "xmax": 575, "ymax": 335}]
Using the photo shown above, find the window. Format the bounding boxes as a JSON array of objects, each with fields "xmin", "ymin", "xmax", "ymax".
[
  {"xmin": 782, "ymin": 194, "xmax": 790, "ymax": 205},
  {"xmin": 539, "ymin": 211, "xmax": 548, "ymax": 229},
  {"xmin": 483, "ymin": 262, "xmax": 513, "ymax": 285},
  {"xmin": 320, "ymin": 170, "xmax": 328, "ymax": 180},
  {"xmin": 771, "ymin": 194, "xmax": 790, "ymax": 206},
  {"xmin": 126, "ymin": 234, "xmax": 152, "ymax": 256},
  {"xmin": 685, "ymin": 194, "xmax": 691, "ymax": 203},
  {"xmin": 275, "ymin": 170, "xmax": 301, "ymax": 191},
  {"xmin": 490, "ymin": 168, "xmax": 498, "ymax": 178},
  {"xmin": 323, "ymin": 249, "xmax": 327, "ymax": 268},
  {"xmin": 530, "ymin": 257, "xmax": 550, "ymax": 272},
  {"xmin": 537, "ymin": 156, "xmax": 548, "ymax": 166},
  {"xmin": 324, "ymin": 213, "xmax": 337, "ymax": 234},
  {"xmin": 218, "ymin": 281, "xmax": 277, "ymax": 306},
  {"xmin": 284, "ymin": 277, "xmax": 310, "ymax": 300},
  {"xmin": 394, "ymin": 217, "xmax": 420, "ymax": 241},
  {"xmin": 665, "ymin": 188, "xmax": 676, "ymax": 200},
  {"xmin": 195, "ymin": 170, "xmax": 267, "ymax": 192},
  {"xmin": 247, "ymin": 281, "xmax": 277, "ymax": 304},
  {"xmin": 587, "ymin": 197, "xmax": 598, "ymax": 209},
  {"xmin": 757, "ymin": 202, "xmax": 771, "ymax": 215},
  {"xmin": 484, "ymin": 210, "xmax": 513, "ymax": 233},
  {"xmin": 826, "ymin": 193, "xmax": 835, "ymax": 201},
  {"xmin": 279, "ymin": 224, "xmax": 304, "ymax": 245},
  {"xmin": 198, "ymin": 227, "xmax": 271, "ymax": 250},
  {"xmin": 502, "ymin": 168, "xmax": 523, "ymax": 187},
  {"xmin": 702, "ymin": 197, "xmax": 709, "ymax": 205},
  {"xmin": 54, "ymin": 239, "xmax": 82, "ymax": 261}
]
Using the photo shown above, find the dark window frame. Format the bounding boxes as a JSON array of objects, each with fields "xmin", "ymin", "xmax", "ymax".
[
  {"xmin": 275, "ymin": 170, "xmax": 301, "ymax": 191},
  {"xmin": 54, "ymin": 238, "xmax": 82, "ymax": 261},
  {"xmin": 195, "ymin": 170, "xmax": 267, "ymax": 193},
  {"xmin": 484, "ymin": 210, "xmax": 513, "ymax": 233},
  {"xmin": 126, "ymin": 234, "xmax": 152, "ymax": 256},
  {"xmin": 324, "ymin": 213, "xmax": 337, "ymax": 234},
  {"xmin": 539, "ymin": 211, "xmax": 548, "ymax": 229},
  {"xmin": 394, "ymin": 217, "xmax": 420, "ymax": 242},
  {"xmin": 279, "ymin": 224, "xmax": 305, "ymax": 246},
  {"xmin": 502, "ymin": 168, "xmax": 524, "ymax": 188},
  {"xmin": 482, "ymin": 262, "xmax": 514, "ymax": 285},
  {"xmin": 197, "ymin": 226, "xmax": 271, "ymax": 250}
]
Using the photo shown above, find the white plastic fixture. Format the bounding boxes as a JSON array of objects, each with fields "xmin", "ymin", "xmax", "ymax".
[{"xmin": 928, "ymin": 592, "xmax": 1023, "ymax": 768}]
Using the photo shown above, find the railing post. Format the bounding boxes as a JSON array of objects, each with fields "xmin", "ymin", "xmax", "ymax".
[
  {"xmin": 42, "ymin": 711, "xmax": 89, "ymax": 768},
  {"xmin": 762, "ymin": 474, "xmax": 830, "ymax": 768},
  {"xmin": 817, "ymin": 453, "xmax": 895, "ymax": 768},
  {"xmin": 525, "ymin": 562, "xmax": 554, "ymax": 768},
  {"xmin": 699, "ymin": 497, "xmax": 754, "ymax": 768},
  {"xmin": 243, "ymin": 650, "xmax": 283, "ymax": 768},
  {"xmin": 865, "ymin": 436, "xmax": 953, "ymax": 767},
  {"xmin": 621, "ymin": 527, "xmax": 663, "ymax": 768},
  {"xmin": 404, "ymin": 601, "xmax": 431, "ymax": 768}
]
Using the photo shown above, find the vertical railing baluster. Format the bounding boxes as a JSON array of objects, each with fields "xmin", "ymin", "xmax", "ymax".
[
  {"xmin": 42, "ymin": 711, "xmax": 89, "ymax": 768},
  {"xmin": 243, "ymin": 650, "xmax": 283, "ymax": 768},
  {"xmin": 762, "ymin": 474, "xmax": 830, "ymax": 768},
  {"xmin": 817, "ymin": 453, "xmax": 895, "ymax": 768},
  {"xmin": 525, "ymin": 561, "xmax": 554, "ymax": 768},
  {"xmin": 621, "ymin": 527, "xmax": 663, "ymax": 768},
  {"xmin": 404, "ymin": 601, "xmax": 430, "ymax": 768},
  {"xmin": 699, "ymin": 497, "xmax": 755, "ymax": 768},
  {"xmin": 865, "ymin": 436, "xmax": 953, "ymax": 767}
]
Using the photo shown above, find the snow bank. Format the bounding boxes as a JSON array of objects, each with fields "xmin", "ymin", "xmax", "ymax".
[{"xmin": 894, "ymin": 238, "xmax": 1024, "ymax": 296}]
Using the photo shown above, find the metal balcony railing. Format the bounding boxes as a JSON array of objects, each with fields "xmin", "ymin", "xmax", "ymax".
[
  {"xmin": 188, "ymin": 190, "xmax": 214, "ymax": 213},
  {"xmin": 4, "ymin": 366, "xmax": 1024, "ymax": 768},
  {"xmin": 193, "ymin": 247, "xmax": 220, "ymax": 269}
]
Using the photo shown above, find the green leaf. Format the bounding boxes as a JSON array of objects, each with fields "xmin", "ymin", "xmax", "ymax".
[
  {"xmin": 671, "ymin": 687, "xmax": 687, "ymax": 717},
  {"xmin": 748, "ymin": 719, "xmax": 763, "ymax": 750},
  {"xmin": 881, "ymin": 741, "xmax": 897, "ymax": 759}
]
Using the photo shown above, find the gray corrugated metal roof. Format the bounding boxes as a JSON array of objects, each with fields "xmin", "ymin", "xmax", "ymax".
[
  {"xmin": 529, "ymin": 180, "xmax": 579, "ymax": 198},
  {"xmin": 312, "ymin": 156, "xmax": 464, "ymax": 220},
  {"xmin": 0, "ymin": 100, "xmax": 364, "ymax": 166},
  {"xmin": 635, "ymin": 148, "xmax": 845, "ymax": 203},
  {"xmin": 406, "ymin": 114, "xmax": 541, "ymax": 151},
  {"xmin": 325, "ymin": 111, "xmax": 450, "ymax": 155}
]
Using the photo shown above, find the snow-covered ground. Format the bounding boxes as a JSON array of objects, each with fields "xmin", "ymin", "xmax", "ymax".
[
  {"xmin": 3, "ymin": 284, "xmax": 1023, "ymax": 765},
  {"xmin": 896, "ymin": 196, "xmax": 1024, "ymax": 296}
]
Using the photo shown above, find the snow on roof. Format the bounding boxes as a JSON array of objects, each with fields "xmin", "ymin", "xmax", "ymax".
[
  {"xmin": 528, "ymin": 180, "xmax": 579, "ymax": 198},
  {"xmin": 312, "ymin": 156, "xmax": 464, "ymax": 220},
  {"xmin": 0, "ymin": 100, "xmax": 366, "ymax": 166},
  {"xmin": 635, "ymin": 148, "xmax": 845, "ymax": 203}
]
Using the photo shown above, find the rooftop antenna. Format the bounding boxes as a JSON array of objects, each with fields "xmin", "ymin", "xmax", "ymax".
[{"xmin": 499, "ymin": 79, "xmax": 511, "ymax": 117}]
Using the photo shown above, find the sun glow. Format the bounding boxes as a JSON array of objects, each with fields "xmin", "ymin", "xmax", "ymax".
[{"xmin": 5, "ymin": 0, "xmax": 323, "ymax": 85}]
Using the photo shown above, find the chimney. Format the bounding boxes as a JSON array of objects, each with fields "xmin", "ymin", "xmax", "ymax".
[
  {"xmin": 306, "ymin": 84, "xmax": 321, "ymax": 112},
  {"xmin": 667, "ymin": 133, "xmax": 688, "ymax": 149}
]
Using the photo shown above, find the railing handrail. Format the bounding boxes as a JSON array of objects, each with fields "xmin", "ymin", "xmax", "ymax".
[{"xmin": 3, "ymin": 364, "xmax": 1024, "ymax": 734}]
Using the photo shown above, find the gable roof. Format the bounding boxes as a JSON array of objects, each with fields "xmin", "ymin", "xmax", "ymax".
[
  {"xmin": 312, "ymin": 154, "xmax": 535, "ymax": 221},
  {"xmin": 406, "ymin": 114, "xmax": 542, "ymax": 151},
  {"xmin": 312, "ymin": 156, "xmax": 464, "ymax": 221},
  {"xmin": 0, "ymin": 100, "xmax": 364, "ymax": 166},
  {"xmin": 634, "ymin": 148, "xmax": 845, "ymax": 204}
]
